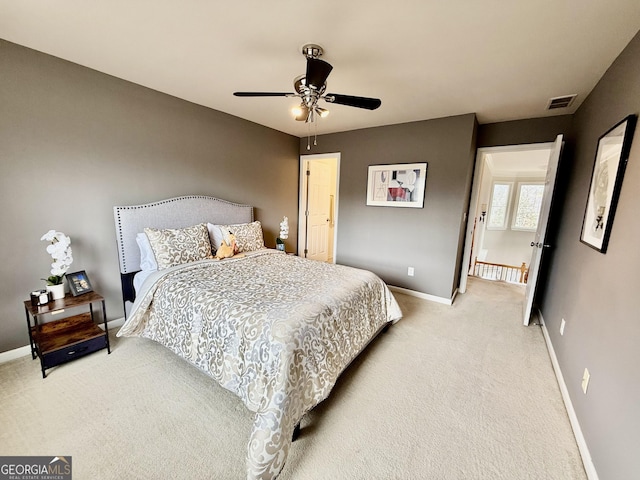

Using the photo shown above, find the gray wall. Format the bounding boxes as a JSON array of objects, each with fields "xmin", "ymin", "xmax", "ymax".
[
  {"xmin": 0, "ymin": 40, "xmax": 300, "ymax": 353},
  {"xmin": 301, "ymin": 114, "xmax": 477, "ymax": 300},
  {"xmin": 477, "ymin": 115, "xmax": 573, "ymax": 148},
  {"xmin": 538, "ymin": 31, "xmax": 640, "ymax": 480}
]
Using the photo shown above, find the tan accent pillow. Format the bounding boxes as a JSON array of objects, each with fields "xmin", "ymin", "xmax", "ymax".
[
  {"xmin": 219, "ymin": 221, "xmax": 265, "ymax": 253},
  {"xmin": 144, "ymin": 223, "xmax": 212, "ymax": 270}
]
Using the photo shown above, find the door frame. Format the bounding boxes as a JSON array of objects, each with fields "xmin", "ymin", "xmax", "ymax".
[
  {"xmin": 459, "ymin": 142, "xmax": 555, "ymax": 294},
  {"xmin": 298, "ymin": 153, "xmax": 341, "ymax": 262}
]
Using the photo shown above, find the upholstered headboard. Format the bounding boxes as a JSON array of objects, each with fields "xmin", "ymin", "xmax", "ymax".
[{"xmin": 113, "ymin": 195, "xmax": 254, "ymax": 313}]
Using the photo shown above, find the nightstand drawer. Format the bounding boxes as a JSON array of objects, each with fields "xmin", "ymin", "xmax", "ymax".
[{"xmin": 42, "ymin": 335, "xmax": 108, "ymax": 369}]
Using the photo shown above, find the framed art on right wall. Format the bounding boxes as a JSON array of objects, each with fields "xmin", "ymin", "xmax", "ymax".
[{"xmin": 580, "ymin": 114, "xmax": 637, "ymax": 253}]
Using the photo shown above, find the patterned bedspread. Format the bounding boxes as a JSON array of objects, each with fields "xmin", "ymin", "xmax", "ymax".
[{"xmin": 117, "ymin": 250, "xmax": 402, "ymax": 479}]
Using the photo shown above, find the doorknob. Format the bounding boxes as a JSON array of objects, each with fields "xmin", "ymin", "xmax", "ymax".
[{"xmin": 531, "ymin": 242, "xmax": 550, "ymax": 248}]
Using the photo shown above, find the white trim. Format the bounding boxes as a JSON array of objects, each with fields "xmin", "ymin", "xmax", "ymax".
[
  {"xmin": 537, "ymin": 309, "xmax": 599, "ymax": 480},
  {"xmin": 0, "ymin": 345, "xmax": 32, "ymax": 365},
  {"xmin": 99, "ymin": 317, "xmax": 125, "ymax": 330},
  {"xmin": 389, "ymin": 285, "xmax": 457, "ymax": 306},
  {"xmin": 0, "ymin": 317, "xmax": 125, "ymax": 365}
]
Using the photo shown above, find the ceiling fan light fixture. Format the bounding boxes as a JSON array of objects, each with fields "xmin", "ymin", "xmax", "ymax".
[
  {"xmin": 315, "ymin": 106, "xmax": 329, "ymax": 118},
  {"xmin": 233, "ymin": 43, "xmax": 382, "ymax": 145},
  {"xmin": 292, "ymin": 104, "xmax": 309, "ymax": 121}
]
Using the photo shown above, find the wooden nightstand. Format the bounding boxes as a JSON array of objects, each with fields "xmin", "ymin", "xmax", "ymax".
[{"xmin": 24, "ymin": 291, "xmax": 111, "ymax": 378}]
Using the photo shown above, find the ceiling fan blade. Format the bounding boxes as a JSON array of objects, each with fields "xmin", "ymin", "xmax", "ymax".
[
  {"xmin": 324, "ymin": 93, "xmax": 381, "ymax": 110},
  {"xmin": 305, "ymin": 58, "xmax": 333, "ymax": 89},
  {"xmin": 233, "ymin": 92, "xmax": 295, "ymax": 97}
]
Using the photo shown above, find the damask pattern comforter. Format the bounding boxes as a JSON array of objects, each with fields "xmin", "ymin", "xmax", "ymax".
[{"xmin": 117, "ymin": 250, "xmax": 402, "ymax": 479}]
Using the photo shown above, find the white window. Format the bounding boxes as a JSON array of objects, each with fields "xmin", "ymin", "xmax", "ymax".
[
  {"xmin": 511, "ymin": 182, "xmax": 545, "ymax": 231},
  {"xmin": 487, "ymin": 182, "xmax": 513, "ymax": 230}
]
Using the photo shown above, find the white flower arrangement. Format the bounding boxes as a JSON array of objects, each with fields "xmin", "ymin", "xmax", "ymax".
[
  {"xmin": 276, "ymin": 216, "xmax": 289, "ymax": 250},
  {"xmin": 279, "ymin": 216, "xmax": 289, "ymax": 240},
  {"xmin": 41, "ymin": 230, "xmax": 73, "ymax": 285}
]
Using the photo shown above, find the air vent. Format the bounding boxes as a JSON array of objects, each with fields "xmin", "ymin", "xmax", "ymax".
[{"xmin": 546, "ymin": 94, "xmax": 577, "ymax": 110}]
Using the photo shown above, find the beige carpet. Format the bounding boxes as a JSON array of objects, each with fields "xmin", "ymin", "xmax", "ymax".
[{"xmin": 0, "ymin": 278, "xmax": 587, "ymax": 479}]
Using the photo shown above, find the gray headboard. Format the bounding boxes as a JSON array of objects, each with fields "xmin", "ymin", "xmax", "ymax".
[
  {"xmin": 114, "ymin": 195, "xmax": 254, "ymax": 275},
  {"xmin": 113, "ymin": 195, "xmax": 254, "ymax": 316}
]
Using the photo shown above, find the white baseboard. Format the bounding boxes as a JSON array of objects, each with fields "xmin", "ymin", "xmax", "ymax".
[
  {"xmin": 0, "ymin": 345, "xmax": 33, "ymax": 364},
  {"xmin": 0, "ymin": 317, "xmax": 125, "ymax": 365},
  {"xmin": 389, "ymin": 285, "xmax": 456, "ymax": 306},
  {"xmin": 537, "ymin": 309, "xmax": 599, "ymax": 480},
  {"xmin": 99, "ymin": 317, "xmax": 125, "ymax": 330}
]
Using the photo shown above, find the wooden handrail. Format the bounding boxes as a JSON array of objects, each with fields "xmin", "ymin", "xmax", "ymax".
[{"xmin": 473, "ymin": 257, "xmax": 528, "ymax": 284}]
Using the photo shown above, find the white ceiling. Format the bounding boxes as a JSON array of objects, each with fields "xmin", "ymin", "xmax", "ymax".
[
  {"xmin": 485, "ymin": 149, "xmax": 551, "ymax": 177},
  {"xmin": 2, "ymin": 1, "xmax": 639, "ymax": 137}
]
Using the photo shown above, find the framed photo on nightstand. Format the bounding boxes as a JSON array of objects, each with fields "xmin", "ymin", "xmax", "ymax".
[{"xmin": 67, "ymin": 270, "xmax": 93, "ymax": 296}]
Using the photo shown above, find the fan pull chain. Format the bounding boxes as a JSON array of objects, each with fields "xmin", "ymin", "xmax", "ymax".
[
  {"xmin": 314, "ymin": 120, "xmax": 318, "ymax": 146},
  {"xmin": 307, "ymin": 114, "xmax": 315, "ymax": 150},
  {"xmin": 305, "ymin": 110, "xmax": 320, "ymax": 150}
]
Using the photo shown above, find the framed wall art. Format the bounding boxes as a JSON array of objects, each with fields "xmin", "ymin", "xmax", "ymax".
[
  {"xmin": 366, "ymin": 162, "xmax": 427, "ymax": 208},
  {"xmin": 580, "ymin": 114, "xmax": 636, "ymax": 253}
]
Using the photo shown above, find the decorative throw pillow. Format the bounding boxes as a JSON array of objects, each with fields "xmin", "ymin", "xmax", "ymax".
[
  {"xmin": 144, "ymin": 223, "xmax": 212, "ymax": 270},
  {"xmin": 218, "ymin": 221, "xmax": 265, "ymax": 253}
]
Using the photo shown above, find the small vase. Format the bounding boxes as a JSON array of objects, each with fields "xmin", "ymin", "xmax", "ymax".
[
  {"xmin": 47, "ymin": 283, "xmax": 65, "ymax": 300},
  {"xmin": 276, "ymin": 243, "xmax": 285, "ymax": 251}
]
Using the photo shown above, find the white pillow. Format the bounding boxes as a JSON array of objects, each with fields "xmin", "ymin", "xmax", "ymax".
[
  {"xmin": 206, "ymin": 223, "xmax": 224, "ymax": 253},
  {"xmin": 136, "ymin": 233, "xmax": 158, "ymax": 271}
]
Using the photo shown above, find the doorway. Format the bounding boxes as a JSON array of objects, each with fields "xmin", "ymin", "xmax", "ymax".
[
  {"xmin": 298, "ymin": 153, "xmax": 340, "ymax": 263},
  {"xmin": 469, "ymin": 146, "xmax": 551, "ymax": 277},
  {"xmin": 459, "ymin": 137, "xmax": 563, "ymax": 325}
]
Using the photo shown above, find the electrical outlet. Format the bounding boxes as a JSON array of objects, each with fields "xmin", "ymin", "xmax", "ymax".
[
  {"xmin": 560, "ymin": 318, "xmax": 566, "ymax": 336},
  {"xmin": 407, "ymin": 267, "xmax": 415, "ymax": 277},
  {"xmin": 582, "ymin": 368, "xmax": 590, "ymax": 394}
]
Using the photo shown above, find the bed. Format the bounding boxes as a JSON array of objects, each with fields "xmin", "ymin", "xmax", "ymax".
[{"xmin": 113, "ymin": 195, "xmax": 402, "ymax": 480}]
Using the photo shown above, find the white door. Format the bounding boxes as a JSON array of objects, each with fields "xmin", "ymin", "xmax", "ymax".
[
  {"xmin": 523, "ymin": 134, "xmax": 563, "ymax": 325},
  {"xmin": 298, "ymin": 154, "xmax": 339, "ymax": 262},
  {"xmin": 307, "ymin": 160, "xmax": 332, "ymax": 261}
]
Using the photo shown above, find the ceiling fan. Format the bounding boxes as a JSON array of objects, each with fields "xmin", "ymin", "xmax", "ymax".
[{"xmin": 233, "ymin": 44, "xmax": 382, "ymax": 125}]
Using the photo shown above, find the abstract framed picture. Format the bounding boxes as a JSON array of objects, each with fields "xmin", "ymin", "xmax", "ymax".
[
  {"xmin": 366, "ymin": 163, "xmax": 427, "ymax": 208},
  {"xmin": 580, "ymin": 114, "xmax": 636, "ymax": 253}
]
